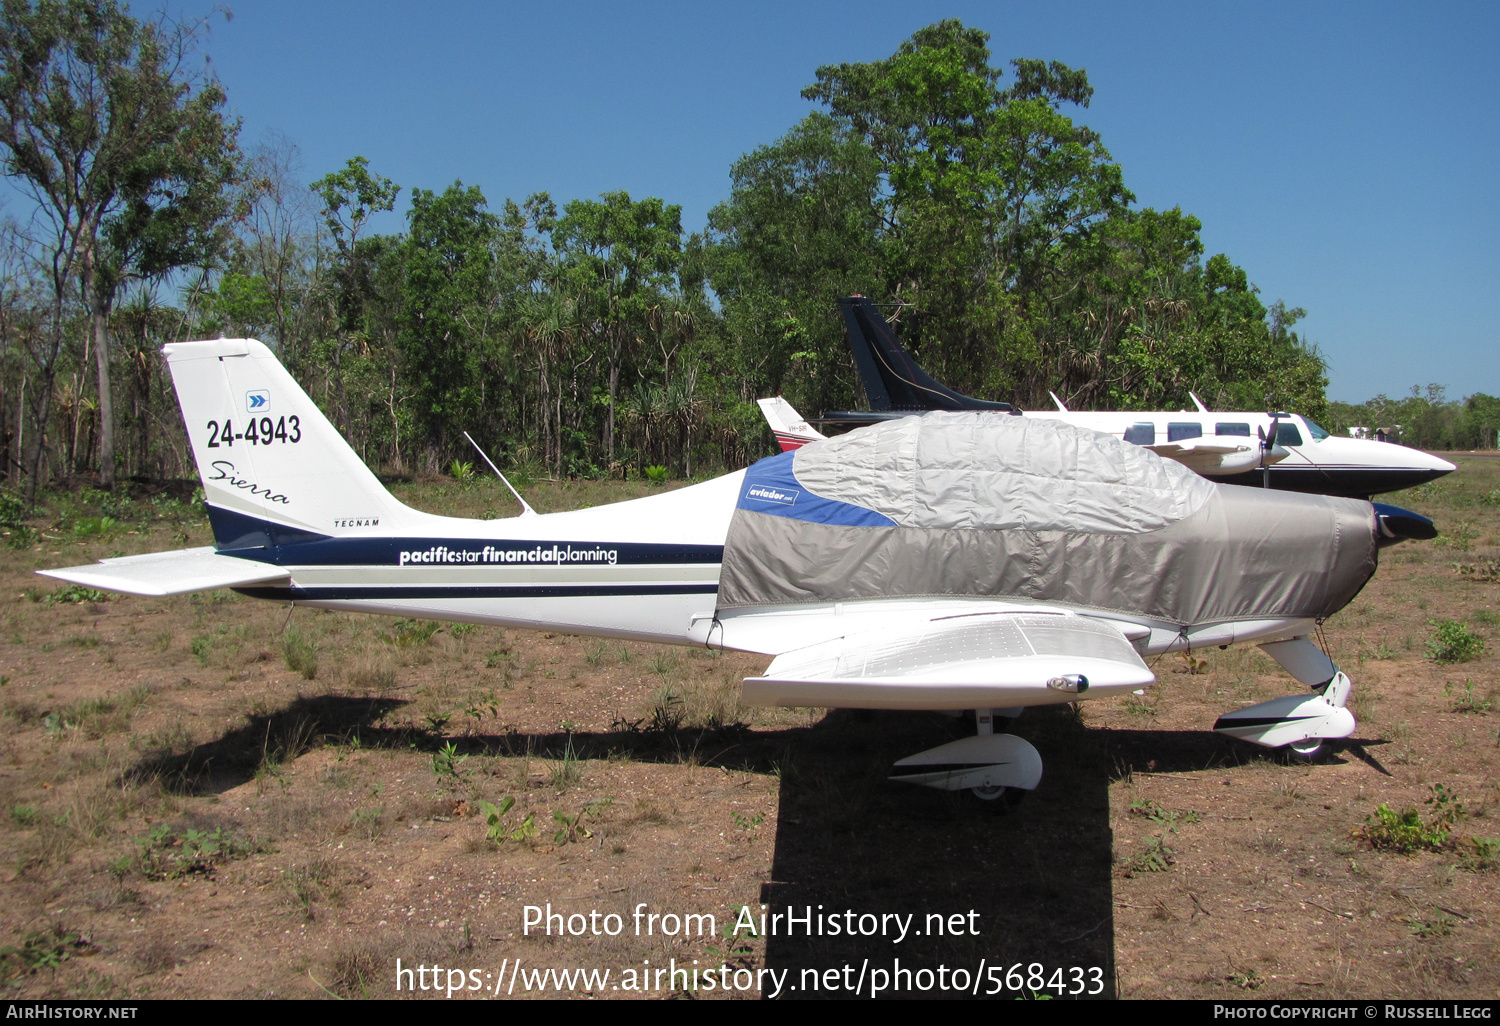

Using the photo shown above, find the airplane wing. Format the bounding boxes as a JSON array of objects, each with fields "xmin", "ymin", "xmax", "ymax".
[
  {"xmin": 39, "ymin": 546, "xmax": 291, "ymax": 597},
  {"xmin": 741, "ymin": 610, "xmax": 1154, "ymax": 710},
  {"xmin": 1146, "ymin": 438, "xmax": 1280, "ymax": 476}
]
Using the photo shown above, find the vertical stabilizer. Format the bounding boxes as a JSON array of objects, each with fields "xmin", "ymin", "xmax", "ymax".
[
  {"xmin": 757, "ymin": 396, "xmax": 826, "ymax": 451},
  {"xmin": 164, "ymin": 339, "xmax": 418, "ymax": 542},
  {"xmin": 836, "ymin": 296, "xmax": 1013, "ymax": 413}
]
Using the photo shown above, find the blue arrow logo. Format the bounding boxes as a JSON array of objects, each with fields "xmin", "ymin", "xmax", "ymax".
[{"xmin": 246, "ymin": 390, "xmax": 269, "ymax": 412}]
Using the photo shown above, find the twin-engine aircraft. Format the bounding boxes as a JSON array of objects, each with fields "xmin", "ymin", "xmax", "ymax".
[
  {"xmin": 779, "ymin": 296, "xmax": 1455, "ymax": 499},
  {"xmin": 43, "ymin": 338, "xmax": 1435, "ymax": 800}
]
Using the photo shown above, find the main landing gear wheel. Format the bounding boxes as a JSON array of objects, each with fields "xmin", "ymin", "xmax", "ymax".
[
  {"xmin": 1287, "ymin": 738, "xmax": 1325, "ymax": 762},
  {"xmin": 969, "ymin": 785, "xmax": 1026, "ymax": 806}
]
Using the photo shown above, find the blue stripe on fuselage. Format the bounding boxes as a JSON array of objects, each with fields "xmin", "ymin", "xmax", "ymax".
[
  {"xmin": 235, "ymin": 583, "xmax": 719, "ymax": 601},
  {"xmin": 207, "ymin": 506, "xmax": 724, "ymax": 568}
]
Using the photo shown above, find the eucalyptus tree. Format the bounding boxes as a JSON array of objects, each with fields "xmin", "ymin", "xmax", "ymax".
[
  {"xmin": 0, "ymin": 214, "xmax": 48, "ymax": 484},
  {"xmin": 797, "ymin": 19, "xmax": 1131, "ymax": 401},
  {"xmin": 226, "ymin": 133, "xmax": 321, "ymax": 366},
  {"xmin": 0, "ymin": 0, "xmax": 241, "ymax": 491},
  {"xmin": 515, "ymin": 287, "xmax": 578, "ymax": 476},
  {"xmin": 492, "ymin": 191, "xmax": 562, "ymax": 466},
  {"xmin": 397, "ymin": 181, "xmax": 505, "ymax": 460},
  {"xmin": 310, "ymin": 156, "xmax": 399, "ymax": 434},
  {"xmin": 705, "ymin": 113, "xmax": 885, "ymax": 415},
  {"xmin": 710, "ymin": 19, "xmax": 1324, "ymax": 419},
  {"xmin": 553, "ymin": 191, "xmax": 682, "ymax": 462}
]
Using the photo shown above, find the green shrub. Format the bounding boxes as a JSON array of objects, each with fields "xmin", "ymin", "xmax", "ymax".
[
  {"xmin": 382, "ymin": 618, "xmax": 440, "ymax": 648},
  {"xmin": 47, "ymin": 584, "xmax": 108, "ymax": 606},
  {"xmin": 123, "ymin": 824, "xmax": 252, "ymax": 879},
  {"xmin": 1358, "ymin": 804, "xmax": 1449, "ymax": 852},
  {"xmin": 1426, "ymin": 620, "xmax": 1484, "ymax": 664},
  {"xmin": 1120, "ymin": 833, "xmax": 1176, "ymax": 876},
  {"xmin": 71, "ymin": 515, "xmax": 118, "ymax": 537},
  {"xmin": 478, "ymin": 796, "xmax": 536, "ymax": 844},
  {"xmin": 1357, "ymin": 785, "xmax": 1466, "ymax": 852},
  {"xmin": 0, "ymin": 491, "xmax": 34, "ymax": 547}
]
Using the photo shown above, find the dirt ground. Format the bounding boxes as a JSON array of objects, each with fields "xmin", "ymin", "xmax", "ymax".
[{"xmin": 0, "ymin": 455, "xmax": 1496, "ymax": 1000}]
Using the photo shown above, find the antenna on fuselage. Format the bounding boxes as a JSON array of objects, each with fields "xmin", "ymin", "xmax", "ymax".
[{"xmin": 464, "ymin": 431, "xmax": 537, "ymax": 517}]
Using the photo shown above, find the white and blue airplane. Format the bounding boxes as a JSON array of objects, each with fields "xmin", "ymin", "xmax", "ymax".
[
  {"xmin": 789, "ymin": 296, "xmax": 1456, "ymax": 499},
  {"xmin": 42, "ymin": 337, "xmax": 1436, "ymax": 801}
]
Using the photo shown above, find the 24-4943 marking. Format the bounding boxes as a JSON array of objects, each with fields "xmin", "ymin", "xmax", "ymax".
[{"xmin": 206, "ymin": 416, "xmax": 301, "ymax": 447}]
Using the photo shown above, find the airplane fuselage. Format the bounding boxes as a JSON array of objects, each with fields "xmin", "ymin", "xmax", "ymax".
[
  {"xmin": 814, "ymin": 408, "xmax": 1454, "ymax": 499},
  {"xmin": 1020, "ymin": 409, "xmax": 1454, "ymax": 499},
  {"xmin": 817, "ymin": 295, "xmax": 1455, "ymax": 498},
  {"xmin": 201, "ymin": 457, "xmax": 1356, "ymax": 676},
  {"xmin": 179, "ymin": 456, "xmax": 1343, "ymax": 674},
  {"xmin": 221, "ymin": 472, "xmax": 742, "ymax": 647}
]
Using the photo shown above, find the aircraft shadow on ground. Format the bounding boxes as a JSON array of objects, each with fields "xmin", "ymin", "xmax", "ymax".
[
  {"xmin": 757, "ymin": 705, "xmax": 1117, "ymax": 1000},
  {"xmin": 754, "ymin": 712, "xmax": 1376, "ymax": 1000},
  {"xmin": 122, "ymin": 692, "xmax": 792, "ymax": 796},
  {"xmin": 124, "ymin": 694, "xmax": 410, "ymax": 794}
]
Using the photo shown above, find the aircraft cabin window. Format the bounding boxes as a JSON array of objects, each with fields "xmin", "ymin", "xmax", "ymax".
[
  {"xmin": 1123, "ymin": 423, "xmax": 1156, "ymax": 445},
  {"xmin": 1216, "ymin": 422, "xmax": 1251, "ymax": 436},
  {"xmin": 1276, "ymin": 423, "xmax": 1304, "ymax": 447},
  {"xmin": 1303, "ymin": 419, "xmax": 1330, "ymax": 441},
  {"xmin": 1168, "ymin": 422, "xmax": 1203, "ymax": 442}
]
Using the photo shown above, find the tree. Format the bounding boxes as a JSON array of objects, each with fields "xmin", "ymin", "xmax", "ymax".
[
  {"xmin": 223, "ymin": 132, "xmax": 321, "ymax": 367},
  {"xmin": 310, "ymin": 156, "xmax": 399, "ymax": 434},
  {"xmin": 707, "ymin": 21, "xmax": 1137, "ymax": 413},
  {"xmin": 0, "ymin": 0, "xmax": 242, "ymax": 490},
  {"xmin": 704, "ymin": 20, "xmax": 1332, "ymax": 423},
  {"xmin": 705, "ymin": 113, "xmax": 885, "ymax": 414},
  {"xmin": 311, "ymin": 155, "xmax": 399, "ymax": 319},
  {"xmin": 799, "ymin": 19, "xmax": 1130, "ymax": 396},
  {"xmin": 553, "ymin": 192, "xmax": 682, "ymax": 462},
  {"xmin": 397, "ymin": 180, "xmax": 501, "ymax": 453}
]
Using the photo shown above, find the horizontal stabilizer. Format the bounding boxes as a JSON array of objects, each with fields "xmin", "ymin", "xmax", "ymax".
[
  {"xmin": 39, "ymin": 547, "xmax": 290, "ymax": 597},
  {"xmin": 742, "ymin": 611, "xmax": 1153, "ymax": 710}
]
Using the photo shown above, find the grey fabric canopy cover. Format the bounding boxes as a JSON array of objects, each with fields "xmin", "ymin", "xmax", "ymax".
[{"xmin": 717, "ymin": 413, "xmax": 1378, "ymax": 626}]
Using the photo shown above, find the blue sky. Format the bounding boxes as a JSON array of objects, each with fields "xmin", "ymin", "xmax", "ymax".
[{"xmin": 153, "ymin": 3, "xmax": 1500, "ymax": 402}]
